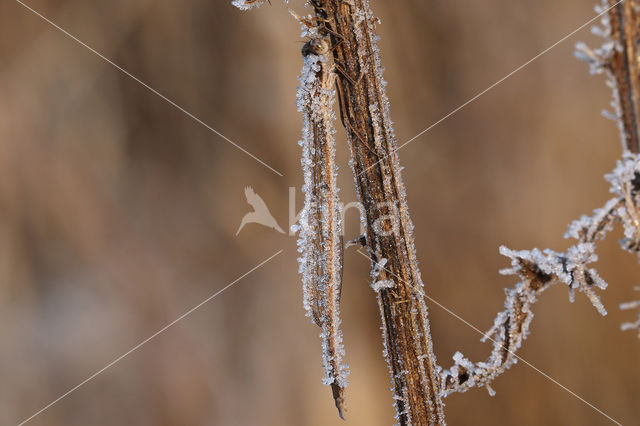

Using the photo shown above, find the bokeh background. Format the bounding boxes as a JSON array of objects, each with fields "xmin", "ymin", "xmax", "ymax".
[{"xmin": 0, "ymin": 0, "xmax": 638, "ymax": 425}]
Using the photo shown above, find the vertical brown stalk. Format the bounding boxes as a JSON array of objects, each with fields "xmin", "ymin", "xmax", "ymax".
[
  {"xmin": 606, "ymin": 0, "xmax": 640, "ymax": 153},
  {"xmin": 310, "ymin": 1, "xmax": 445, "ymax": 424}
]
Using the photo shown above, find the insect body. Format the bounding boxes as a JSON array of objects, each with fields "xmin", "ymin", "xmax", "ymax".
[{"xmin": 295, "ymin": 27, "xmax": 349, "ymax": 419}]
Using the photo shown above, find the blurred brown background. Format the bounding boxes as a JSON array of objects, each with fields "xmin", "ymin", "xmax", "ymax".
[{"xmin": 0, "ymin": 0, "xmax": 638, "ymax": 425}]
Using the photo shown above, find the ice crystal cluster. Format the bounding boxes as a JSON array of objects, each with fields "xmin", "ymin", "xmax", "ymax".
[
  {"xmin": 231, "ymin": 0, "xmax": 270, "ymax": 11},
  {"xmin": 292, "ymin": 22, "xmax": 349, "ymax": 417}
]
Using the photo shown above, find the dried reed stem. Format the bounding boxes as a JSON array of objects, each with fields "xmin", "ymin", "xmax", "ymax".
[{"xmin": 308, "ymin": 1, "xmax": 445, "ymax": 424}]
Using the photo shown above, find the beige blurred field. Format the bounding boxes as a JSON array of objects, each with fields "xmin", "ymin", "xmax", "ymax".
[{"xmin": 0, "ymin": 0, "xmax": 638, "ymax": 425}]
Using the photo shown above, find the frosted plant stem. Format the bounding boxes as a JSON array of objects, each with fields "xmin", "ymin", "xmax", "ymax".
[{"xmin": 308, "ymin": 1, "xmax": 445, "ymax": 424}]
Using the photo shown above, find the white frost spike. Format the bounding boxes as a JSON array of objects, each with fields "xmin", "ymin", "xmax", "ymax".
[
  {"xmin": 295, "ymin": 33, "xmax": 349, "ymax": 418},
  {"xmin": 370, "ymin": 257, "xmax": 388, "ymax": 278},
  {"xmin": 372, "ymin": 279, "xmax": 395, "ymax": 291},
  {"xmin": 231, "ymin": 0, "xmax": 269, "ymax": 10},
  {"xmin": 574, "ymin": 42, "xmax": 607, "ymax": 75},
  {"xmin": 620, "ymin": 287, "xmax": 640, "ymax": 339},
  {"xmin": 485, "ymin": 385, "xmax": 496, "ymax": 397},
  {"xmin": 620, "ymin": 300, "xmax": 640, "ymax": 310}
]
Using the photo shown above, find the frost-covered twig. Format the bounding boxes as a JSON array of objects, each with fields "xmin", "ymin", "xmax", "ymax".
[
  {"xmin": 441, "ymin": 154, "xmax": 640, "ymax": 395},
  {"xmin": 440, "ymin": 243, "xmax": 608, "ymax": 396},
  {"xmin": 294, "ymin": 25, "xmax": 349, "ymax": 418}
]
